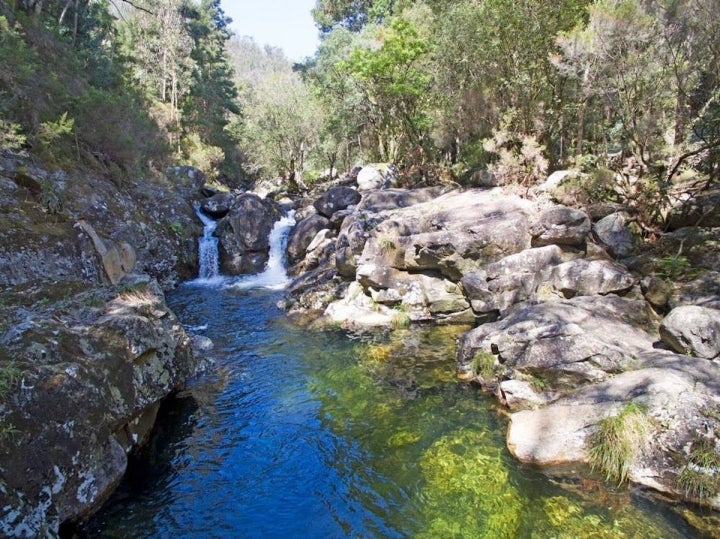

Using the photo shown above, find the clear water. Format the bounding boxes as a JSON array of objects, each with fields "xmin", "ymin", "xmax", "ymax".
[{"xmin": 80, "ymin": 285, "xmax": 702, "ymax": 538}]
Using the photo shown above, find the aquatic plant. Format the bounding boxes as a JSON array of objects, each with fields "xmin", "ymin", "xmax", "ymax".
[
  {"xmin": 417, "ymin": 428, "xmax": 523, "ymax": 538},
  {"xmin": 588, "ymin": 402, "xmax": 654, "ymax": 485}
]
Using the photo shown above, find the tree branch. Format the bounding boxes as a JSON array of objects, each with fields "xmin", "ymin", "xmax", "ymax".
[
  {"xmin": 119, "ymin": 0, "xmax": 153, "ymax": 15},
  {"xmin": 665, "ymin": 139, "xmax": 720, "ymax": 184}
]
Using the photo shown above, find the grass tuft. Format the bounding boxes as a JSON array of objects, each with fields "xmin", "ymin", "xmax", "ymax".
[
  {"xmin": 677, "ymin": 434, "xmax": 720, "ymax": 504},
  {"xmin": 588, "ymin": 402, "xmax": 653, "ymax": 485}
]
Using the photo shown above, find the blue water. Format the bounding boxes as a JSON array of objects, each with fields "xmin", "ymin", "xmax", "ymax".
[{"xmin": 80, "ymin": 284, "xmax": 701, "ymax": 538}]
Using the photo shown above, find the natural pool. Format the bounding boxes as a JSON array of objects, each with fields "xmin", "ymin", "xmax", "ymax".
[{"xmin": 81, "ymin": 284, "xmax": 702, "ymax": 538}]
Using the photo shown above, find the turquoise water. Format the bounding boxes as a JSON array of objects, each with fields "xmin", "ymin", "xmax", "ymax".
[{"xmin": 80, "ymin": 284, "xmax": 700, "ymax": 538}]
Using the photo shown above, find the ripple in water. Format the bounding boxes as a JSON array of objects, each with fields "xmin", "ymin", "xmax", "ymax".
[{"xmin": 78, "ymin": 285, "xmax": 702, "ymax": 538}]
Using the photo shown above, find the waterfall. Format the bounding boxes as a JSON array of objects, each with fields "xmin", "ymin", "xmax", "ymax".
[
  {"xmin": 229, "ymin": 211, "xmax": 296, "ymax": 290},
  {"xmin": 195, "ymin": 206, "xmax": 220, "ymax": 281},
  {"xmin": 191, "ymin": 206, "xmax": 295, "ymax": 290}
]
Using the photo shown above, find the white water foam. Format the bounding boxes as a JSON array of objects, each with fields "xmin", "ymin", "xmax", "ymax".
[
  {"xmin": 195, "ymin": 206, "xmax": 220, "ymax": 281},
  {"xmin": 189, "ymin": 208, "xmax": 296, "ymax": 291},
  {"xmin": 227, "ymin": 211, "xmax": 296, "ymax": 290}
]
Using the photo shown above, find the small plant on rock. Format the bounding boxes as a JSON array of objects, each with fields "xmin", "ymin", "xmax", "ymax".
[
  {"xmin": 588, "ymin": 402, "xmax": 654, "ymax": 485},
  {"xmin": 376, "ymin": 232, "xmax": 397, "ymax": 254},
  {"xmin": 656, "ymin": 255, "xmax": 690, "ymax": 280},
  {"xmin": 470, "ymin": 351, "xmax": 497, "ymax": 381},
  {"xmin": 677, "ymin": 433, "xmax": 720, "ymax": 504},
  {"xmin": 391, "ymin": 305, "xmax": 411, "ymax": 329}
]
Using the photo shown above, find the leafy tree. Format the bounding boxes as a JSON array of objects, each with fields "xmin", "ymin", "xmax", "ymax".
[
  {"xmin": 236, "ymin": 71, "xmax": 323, "ymax": 190},
  {"xmin": 336, "ymin": 15, "xmax": 431, "ymax": 163},
  {"xmin": 181, "ymin": 0, "xmax": 241, "ymax": 179},
  {"xmin": 312, "ymin": 0, "xmax": 400, "ymax": 33}
]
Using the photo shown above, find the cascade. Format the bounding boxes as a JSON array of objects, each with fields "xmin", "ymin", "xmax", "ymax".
[
  {"xmin": 192, "ymin": 205, "xmax": 296, "ymax": 289},
  {"xmin": 195, "ymin": 205, "xmax": 220, "ymax": 280},
  {"xmin": 230, "ymin": 211, "xmax": 296, "ymax": 290}
]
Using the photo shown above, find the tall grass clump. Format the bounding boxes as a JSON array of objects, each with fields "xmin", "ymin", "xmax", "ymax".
[{"xmin": 588, "ymin": 402, "xmax": 653, "ymax": 485}]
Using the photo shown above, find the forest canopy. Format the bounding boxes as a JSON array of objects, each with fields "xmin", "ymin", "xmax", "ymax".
[{"xmin": 0, "ymin": 0, "xmax": 718, "ymax": 228}]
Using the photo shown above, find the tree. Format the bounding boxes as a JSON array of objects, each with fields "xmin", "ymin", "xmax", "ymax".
[
  {"xmin": 181, "ymin": 0, "xmax": 241, "ymax": 179},
  {"xmin": 336, "ymin": 15, "xmax": 431, "ymax": 163},
  {"xmin": 237, "ymin": 71, "xmax": 323, "ymax": 190},
  {"xmin": 312, "ymin": 0, "xmax": 400, "ymax": 33},
  {"xmin": 118, "ymin": 0, "xmax": 194, "ymax": 148}
]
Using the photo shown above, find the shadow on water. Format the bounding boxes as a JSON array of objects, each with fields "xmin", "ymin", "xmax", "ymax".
[{"xmin": 73, "ymin": 282, "xmax": 708, "ymax": 539}]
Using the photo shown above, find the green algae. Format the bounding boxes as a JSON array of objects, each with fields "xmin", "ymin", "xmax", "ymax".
[{"xmin": 417, "ymin": 428, "xmax": 523, "ymax": 538}]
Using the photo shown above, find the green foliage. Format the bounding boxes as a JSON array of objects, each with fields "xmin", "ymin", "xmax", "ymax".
[
  {"xmin": 0, "ymin": 361, "xmax": 20, "ymax": 440},
  {"xmin": 336, "ymin": 15, "xmax": 432, "ymax": 162},
  {"xmin": 0, "ymin": 361, "xmax": 20, "ymax": 397},
  {"xmin": 656, "ymin": 255, "xmax": 691, "ymax": 280},
  {"xmin": 677, "ymin": 433, "xmax": 720, "ymax": 504},
  {"xmin": 0, "ymin": 120, "xmax": 26, "ymax": 151},
  {"xmin": 181, "ymin": 133, "xmax": 224, "ymax": 176},
  {"xmin": 181, "ymin": 0, "xmax": 241, "ymax": 178},
  {"xmin": 470, "ymin": 351, "xmax": 496, "ymax": 381},
  {"xmin": 391, "ymin": 306, "xmax": 411, "ymax": 329},
  {"xmin": 36, "ymin": 112, "xmax": 75, "ymax": 164},
  {"xmin": 588, "ymin": 402, "xmax": 654, "ymax": 485}
]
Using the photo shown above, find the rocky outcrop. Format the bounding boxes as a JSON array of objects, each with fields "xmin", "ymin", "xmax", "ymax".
[
  {"xmin": 0, "ymin": 276, "xmax": 197, "ymax": 537},
  {"xmin": 0, "ymin": 154, "xmax": 208, "ymax": 536},
  {"xmin": 283, "ymin": 175, "xmax": 720, "ymax": 513},
  {"xmin": 215, "ymin": 193, "xmax": 281, "ymax": 275},
  {"xmin": 0, "ymin": 156, "xmax": 202, "ymax": 290}
]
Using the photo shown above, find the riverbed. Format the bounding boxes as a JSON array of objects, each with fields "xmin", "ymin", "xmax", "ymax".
[{"xmin": 78, "ymin": 281, "xmax": 700, "ymax": 538}]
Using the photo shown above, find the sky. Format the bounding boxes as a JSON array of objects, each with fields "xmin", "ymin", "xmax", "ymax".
[{"xmin": 222, "ymin": 0, "xmax": 321, "ymax": 61}]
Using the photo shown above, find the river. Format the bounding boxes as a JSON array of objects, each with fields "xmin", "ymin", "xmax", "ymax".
[
  {"xmin": 77, "ymin": 210, "xmax": 702, "ymax": 538},
  {"xmin": 77, "ymin": 282, "xmax": 702, "ymax": 538}
]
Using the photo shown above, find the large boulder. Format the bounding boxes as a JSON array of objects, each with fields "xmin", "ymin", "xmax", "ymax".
[
  {"xmin": 0, "ymin": 277, "xmax": 197, "ymax": 536},
  {"xmin": 593, "ymin": 212, "xmax": 640, "ymax": 258},
  {"xmin": 530, "ymin": 206, "xmax": 591, "ymax": 247},
  {"xmin": 356, "ymin": 187, "xmax": 442, "ymax": 213},
  {"xmin": 457, "ymin": 295, "xmax": 658, "ymax": 386},
  {"xmin": 216, "ymin": 193, "xmax": 281, "ymax": 275},
  {"xmin": 286, "ymin": 213, "xmax": 331, "ymax": 266},
  {"xmin": 312, "ymin": 186, "xmax": 361, "ymax": 218},
  {"xmin": 356, "ymin": 163, "xmax": 398, "ymax": 191},
  {"xmin": 659, "ymin": 305, "xmax": 720, "ymax": 359},
  {"xmin": 335, "ymin": 215, "xmax": 368, "ymax": 278},
  {"xmin": 507, "ymin": 353, "xmax": 720, "ymax": 506},
  {"xmin": 548, "ymin": 258, "xmax": 637, "ymax": 297},
  {"xmin": 200, "ymin": 192, "xmax": 233, "ymax": 219}
]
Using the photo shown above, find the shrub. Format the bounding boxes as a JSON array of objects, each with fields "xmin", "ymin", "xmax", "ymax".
[
  {"xmin": 470, "ymin": 351, "xmax": 497, "ymax": 381},
  {"xmin": 483, "ymin": 127, "xmax": 549, "ymax": 186}
]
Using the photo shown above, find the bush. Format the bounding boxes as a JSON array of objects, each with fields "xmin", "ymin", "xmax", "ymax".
[
  {"xmin": 181, "ymin": 133, "xmax": 225, "ymax": 179},
  {"xmin": 677, "ymin": 434, "xmax": 720, "ymax": 504},
  {"xmin": 483, "ymin": 128, "xmax": 548, "ymax": 186}
]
